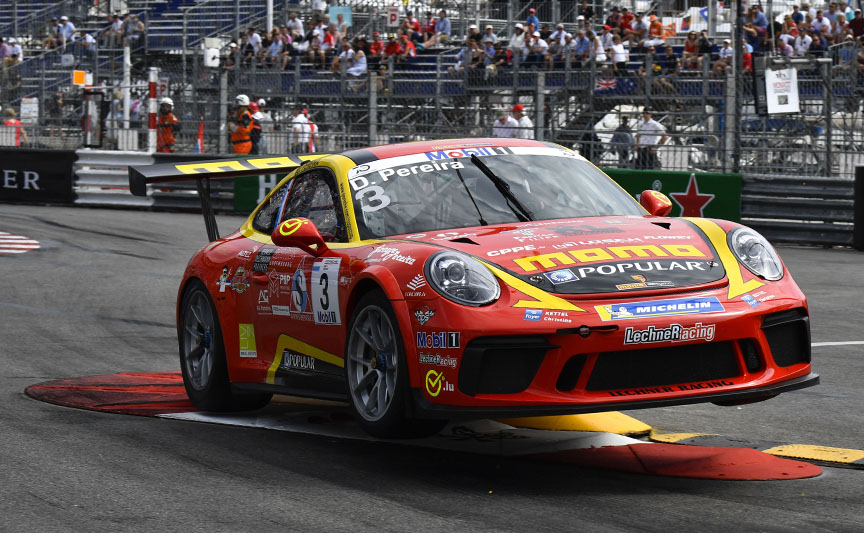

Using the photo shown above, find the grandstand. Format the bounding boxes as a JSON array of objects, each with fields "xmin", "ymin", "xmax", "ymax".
[{"xmin": 1, "ymin": 0, "xmax": 862, "ymax": 178}]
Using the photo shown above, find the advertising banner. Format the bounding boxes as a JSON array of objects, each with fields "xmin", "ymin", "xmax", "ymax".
[
  {"xmin": 234, "ymin": 174, "xmax": 284, "ymax": 213},
  {"xmin": 603, "ymin": 168, "xmax": 742, "ymax": 222},
  {"xmin": 0, "ymin": 149, "xmax": 76, "ymax": 203},
  {"xmin": 765, "ymin": 67, "xmax": 800, "ymax": 114}
]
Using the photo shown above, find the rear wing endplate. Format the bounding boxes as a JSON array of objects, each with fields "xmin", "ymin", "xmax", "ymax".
[{"xmin": 128, "ymin": 154, "xmax": 328, "ymax": 241}]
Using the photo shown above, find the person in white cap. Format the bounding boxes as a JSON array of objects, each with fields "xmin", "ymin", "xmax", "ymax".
[
  {"xmin": 483, "ymin": 24, "xmax": 498, "ymax": 44},
  {"xmin": 59, "ymin": 16, "xmax": 77, "ymax": 45},
  {"xmin": 491, "ymin": 107, "xmax": 519, "ymax": 138},
  {"xmin": 509, "ymin": 23, "xmax": 526, "ymax": 59},
  {"xmin": 466, "ymin": 24, "xmax": 481, "ymax": 44},
  {"xmin": 549, "ymin": 23, "xmax": 567, "ymax": 47},
  {"xmin": 8, "ymin": 38, "xmax": 22, "ymax": 60},
  {"xmin": 525, "ymin": 30, "xmax": 548, "ymax": 67}
]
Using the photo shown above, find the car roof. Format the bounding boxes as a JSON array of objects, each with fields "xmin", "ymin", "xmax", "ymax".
[{"xmin": 341, "ymin": 137, "xmax": 553, "ymax": 164}]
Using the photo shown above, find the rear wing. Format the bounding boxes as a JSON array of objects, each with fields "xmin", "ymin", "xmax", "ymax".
[{"xmin": 128, "ymin": 154, "xmax": 329, "ymax": 241}]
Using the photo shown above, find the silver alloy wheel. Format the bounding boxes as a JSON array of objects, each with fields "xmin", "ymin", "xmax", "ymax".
[
  {"xmin": 346, "ymin": 304, "xmax": 398, "ymax": 422},
  {"xmin": 182, "ymin": 291, "xmax": 216, "ymax": 391}
]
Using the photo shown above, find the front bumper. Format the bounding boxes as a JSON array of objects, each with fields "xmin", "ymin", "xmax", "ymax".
[{"xmin": 411, "ymin": 372, "xmax": 819, "ymax": 420}]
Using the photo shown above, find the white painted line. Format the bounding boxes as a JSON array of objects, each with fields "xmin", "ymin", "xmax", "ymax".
[{"xmin": 812, "ymin": 341, "xmax": 864, "ymax": 347}]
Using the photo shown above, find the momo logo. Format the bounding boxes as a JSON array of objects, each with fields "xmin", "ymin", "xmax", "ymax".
[
  {"xmin": 407, "ymin": 275, "xmax": 427, "ymax": 291},
  {"xmin": 425, "ymin": 370, "xmax": 454, "ymax": 397},
  {"xmin": 278, "ymin": 218, "xmax": 309, "ymax": 236},
  {"xmin": 417, "ymin": 331, "xmax": 460, "ymax": 349},
  {"xmin": 513, "ymin": 244, "xmax": 706, "ymax": 272}
]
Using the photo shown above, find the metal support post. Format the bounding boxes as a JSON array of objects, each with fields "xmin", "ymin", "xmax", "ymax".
[
  {"xmin": 267, "ymin": 0, "xmax": 274, "ymax": 34},
  {"xmin": 824, "ymin": 61, "xmax": 833, "ymax": 176},
  {"xmin": 708, "ymin": 0, "xmax": 717, "ymax": 38},
  {"xmin": 732, "ymin": 0, "xmax": 743, "ymax": 173},
  {"xmin": 182, "ymin": 14, "xmax": 188, "ymax": 90},
  {"xmin": 123, "ymin": 45, "xmax": 131, "ymax": 129},
  {"xmin": 369, "ymin": 73, "xmax": 378, "ymax": 144},
  {"xmin": 148, "ymin": 67, "xmax": 159, "ymax": 152},
  {"xmin": 219, "ymin": 69, "xmax": 228, "ymax": 154},
  {"xmin": 536, "ymin": 72, "xmax": 545, "ymax": 141},
  {"xmin": 435, "ymin": 55, "xmax": 442, "ymax": 123},
  {"xmin": 552, "ymin": 1, "xmax": 560, "ymax": 24},
  {"xmin": 506, "ymin": 0, "xmax": 513, "ymax": 37}
]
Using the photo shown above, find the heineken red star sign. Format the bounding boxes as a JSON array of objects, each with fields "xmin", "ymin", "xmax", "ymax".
[{"xmin": 603, "ymin": 169, "xmax": 741, "ymax": 222}]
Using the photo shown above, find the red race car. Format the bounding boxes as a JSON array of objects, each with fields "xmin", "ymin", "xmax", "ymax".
[{"xmin": 129, "ymin": 138, "xmax": 817, "ymax": 437}]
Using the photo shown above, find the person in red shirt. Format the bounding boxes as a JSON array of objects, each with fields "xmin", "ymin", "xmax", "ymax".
[
  {"xmin": 384, "ymin": 34, "xmax": 402, "ymax": 57},
  {"xmin": 406, "ymin": 13, "xmax": 421, "ymax": 34},
  {"xmin": 742, "ymin": 48, "xmax": 753, "ymax": 73},
  {"xmin": 369, "ymin": 32, "xmax": 384, "ymax": 56},
  {"xmin": 397, "ymin": 34, "xmax": 417, "ymax": 62},
  {"xmin": 619, "ymin": 8, "xmax": 635, "ymax": 33},
  {"xmin": 2, "ymin": 108, "xmax": 29, "ymax": 147},
  {"xmin": 422, "ymin": 11, "xmax": 437, "ymax": 41}
]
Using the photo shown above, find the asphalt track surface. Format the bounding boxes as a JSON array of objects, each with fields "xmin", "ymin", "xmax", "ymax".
[{"xmin": 1, "ymin": 204, "xmax": 863, "ymax": 532}]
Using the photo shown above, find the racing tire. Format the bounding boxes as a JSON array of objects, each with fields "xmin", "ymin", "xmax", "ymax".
[
  {"xmin": 345, "ymin": 291, "xmax": 447, "ymax": 438},
  {"xmin": 178, "ymin": 279, "xmax": 271, "ymax": 412}
]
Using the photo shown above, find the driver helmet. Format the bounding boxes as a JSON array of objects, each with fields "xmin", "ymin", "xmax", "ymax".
[{"xmin": 235, "ymin": 94, "xmax": 250, "ymax": 106}]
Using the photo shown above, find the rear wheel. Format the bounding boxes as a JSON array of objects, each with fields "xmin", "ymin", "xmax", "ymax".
[
  {"xmin": 345, "ymin": 291, "xmax": 446, "ymax": 438},
  {"xmin": 179, "ymin": 280, "xmax": 271, "ymax": 411}
]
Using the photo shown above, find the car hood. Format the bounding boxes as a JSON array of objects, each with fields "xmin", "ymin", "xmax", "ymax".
[{"xmin": 396, "ymin": 216, "xmax": 726, "ymax": 295}]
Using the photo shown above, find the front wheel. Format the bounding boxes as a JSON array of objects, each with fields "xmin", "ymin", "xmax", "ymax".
[
  {"xmin": 345, "ymin": 291, "xmax": 446, "ymax": 438},
  {"xmin": 179, "ymin": 279, "xmax": 271, "ymax": 411}
]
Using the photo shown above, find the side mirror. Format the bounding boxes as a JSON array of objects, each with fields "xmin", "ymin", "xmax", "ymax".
[
  {"xmin": 271, "ymin": 217, "xmax": 329, "ymax": 256},
  {"xmin": 639, "ymin": 190, "xmax": 673, "ymax": 217}
]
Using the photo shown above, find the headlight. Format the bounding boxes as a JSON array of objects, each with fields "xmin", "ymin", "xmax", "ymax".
[
  {"xmin": 425, "ymin": 251, "xmax": 501, "ymax": 306},
  {"xmin": 727, "ymin": 227, "xmax": 784, "ymax": 281}
]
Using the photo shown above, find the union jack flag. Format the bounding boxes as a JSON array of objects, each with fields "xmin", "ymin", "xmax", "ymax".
[{"xmin": 595, "ymin": 78, "xmax": 617, "ymax": 91}]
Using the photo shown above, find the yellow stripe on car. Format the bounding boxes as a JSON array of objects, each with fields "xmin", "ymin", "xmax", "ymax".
[
  {"xmin": 266, "ymin": 334, "xmax": 344, "ymax": 384},
  {"xmin": 685, "ymin": 218, "xmax": 764, "ymax": 299}
]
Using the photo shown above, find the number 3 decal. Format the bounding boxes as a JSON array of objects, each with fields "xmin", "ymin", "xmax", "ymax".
[
  {"xmin": 311, "ymin": 258, "xmax": 342, "ymax": 325},
  {"xmin": 356, "ymin": 185, "xmax": 390, "ymax": 212}
]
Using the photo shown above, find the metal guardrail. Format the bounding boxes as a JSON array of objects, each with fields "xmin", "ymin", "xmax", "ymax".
[{"xmin": 741, "ymin": 174, "xmax": 854, "ymax": 246}]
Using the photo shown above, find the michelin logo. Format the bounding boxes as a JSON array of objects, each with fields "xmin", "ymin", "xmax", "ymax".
[{"xmin": 595, "ymin": 296, "xmax": 725, "ymax": 322}]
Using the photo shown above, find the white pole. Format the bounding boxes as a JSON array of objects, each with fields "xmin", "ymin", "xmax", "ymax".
[
  {"xmin": 148, "ymin": 66, "xmax": 158, "ymax": 153},
  {"xmin": 266, "ymin": 0, "xmax": 273, "ymax": 34},
  {"xmin": 123, "ymin": 45, "xmax": 131, "ymax": 129}
]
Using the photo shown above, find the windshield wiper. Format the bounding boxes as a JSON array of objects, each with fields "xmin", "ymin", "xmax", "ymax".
[
  {"xmin": 454, "ymin": 166, "xmax": 488, "ymax": 226},
  {"xmin": 469, "ymin": 154, "xmax": 534, "ymax": 222}
]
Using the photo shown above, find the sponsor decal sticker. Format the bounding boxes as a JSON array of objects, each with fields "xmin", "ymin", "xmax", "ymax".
[
  {"xmin": 543, "ymin": 268, "xmax": 578, "ymax": 285},
  {"xmin": 311, "ymin": 257, "xmax": 342, "ymax": 325},
  {"xmin": 217, "ymin": 266, "xmax": 231, "ymax": 293},
  {"xmin": 257, "ymin": 289, "xmax": 271, "ymax": 314},
  {"xmin": 416, "ymin": 331, "xmax": 460, "ymax": 349},
  {"xmin": 524, "ymin": 309, "xmax": 542, "ymax": 321},
  {"xmin": 414, "ymin": 305, "xmax": 435, "ymax": 326},
  {"xmin": 230, "ymin": 266, "xmax": 249, "ymax": 294},
  {"xmin": 418, "ymin": 352, "xmax": 458, "ymax": 368},
  {"xmin": 555, "ymin": 224, "xmax": 623, "ymax": 236},
  {"xmin": 595, "ymin": 296, "xmax": 725, "ymax": 321},
  {"xmin": 742, "ymin": 294, "xmax": 760, "ymax": 308},
  {"xmin": 280, "ymin": 349, "xmax": 317, "ymax": 372},
  {"xmin": 291, "ymin": 268, "xmax": 308, "ymax": 312},
  {"xmin": 607, "ymin": 379, "xmax": 734, "ymax": 397},
  {"xmin": 486, "ymin": 244, "xmax": 539, "ymax": 257},
  {"xmin": 425, "ymin": 369, "xmax": 454, "ymax": 397},
  {"xmin": 252, "ymin": 247, "xmax": 277, "ymax": 273},
  {"xmin": 623, "ymin": 323, "xmax": 716, "ymax": 345},
  {"xmin": 239, "ymin": 324, "xmax": 257, "ymax": 358},
  {"xmin": 513, "ymin": 244, "xmax": 707, "ymax": 273},
  {"xmin": 405, "ymin": 274, "xmax": 427, "ymax": 297},
  {"xmin": 367, "ymin": 246, "xmax": 416, "ymax": 265}
]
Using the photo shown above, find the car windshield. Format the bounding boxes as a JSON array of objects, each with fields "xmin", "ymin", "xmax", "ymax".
[{"xmin": 348, "ymin": 145, "xmax": 644, "ymax": 239}]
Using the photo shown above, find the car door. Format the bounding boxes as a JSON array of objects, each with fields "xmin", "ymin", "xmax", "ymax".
[{"xmin": 253, "ymin": 168, "xmax": 350, "ymax": 395}]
